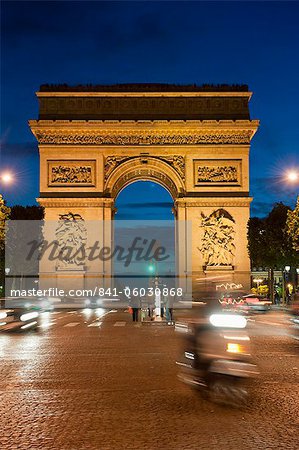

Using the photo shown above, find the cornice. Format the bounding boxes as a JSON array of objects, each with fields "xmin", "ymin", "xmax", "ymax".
[
  {"xmin": 175, "ymin": 197, "xmax": 252, "ymax": 207},
  {"xmin": 36, "ymin": 92, "xmax": 252, "ymax": 98},
  {"xmin": 29, "ymin": 120, "xmax": 259, "ymax": 145},
  {"xmin": 29, "ymin": 119, "xmax": 258, "ymax": 127},
  {"xmin": 37, "ymin": 198, "xmax": 114, "ymax": 208}
]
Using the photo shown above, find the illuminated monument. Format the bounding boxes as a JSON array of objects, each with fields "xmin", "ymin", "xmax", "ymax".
[{"xmin": 29, "ymin": 84, "xmax": 259, "ymax": 294}]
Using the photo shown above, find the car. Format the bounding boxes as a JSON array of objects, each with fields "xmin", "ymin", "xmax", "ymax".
[
  {"xmin": 38, "ymin": 297, "xmax": 62, "ymax": 311},
  {"xmin": 3, "ymin": 296, "xmax": 62, "ymax": 312},
  {"xmin": 290, "ymin": 296, "xmax": 299, "ymax": 316},
  {"xmin": 0, "ymin": 307, "xmax": 40, "ymax": 332},
  {"xmin": 84, "ymin": 297, "xmax": 103, "ymax": 308},
  {"xmin": 241, "ymin": 294, "xmax": 272, "ymax": 313}
]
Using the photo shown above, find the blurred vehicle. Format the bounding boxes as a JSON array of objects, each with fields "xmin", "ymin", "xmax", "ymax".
[
  {"xmin": 176, "ymin": 313, "xmax": 259, "ymax": 407},
  {"xmin": 219, "ymin": 294, "xmax": 246, "ymax": 311},
  {"xmin": 83, "ymin": 296, "xmax": 122, "ymax": 309},
  {"xmin": 84, "ymin": 297, "xmax": 103, "ymax": 308},
  {"xmin": 38, "ymin": 297, "xmax": 61, "ymax": 311},
  {"xmin": 289, "ymin": 295, "xmax": 299, "ymax": 316},
  {"xmin": 289, "ymin": 316, "xmax": 299, "ymax": 341},
  {"xmin": 289, "ymin": 294, "xmax": 299, "ymax": 341},
  {"xmin": 220, "ymin": 293, "xmax": 271, "ymax": 314},
  {"xmin": 3, "ymin": 296, "xmax": 61, "ymax": 312},
  {"xmin": 241, "ymin": 294, "xmax": 271, "ymax": 313},
  {"xmin": 0, "ymin": 306, "xmax": 40, "ymax": 332}
]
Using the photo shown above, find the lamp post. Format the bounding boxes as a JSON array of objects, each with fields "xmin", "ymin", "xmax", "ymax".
[{"xmin": 282, "ymin": 265, "xmax": 291, "ymax": 306}]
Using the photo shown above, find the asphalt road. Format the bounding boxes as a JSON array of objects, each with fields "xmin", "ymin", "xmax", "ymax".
[{"xmin": 0, "ymin": 309, "xmax": 298, "ymax": 450}]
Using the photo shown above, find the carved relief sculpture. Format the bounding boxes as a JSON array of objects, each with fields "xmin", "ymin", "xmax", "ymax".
[
  {"xmin": 48, "ymin": 161, "xmax": 95, "ymax": 186},
  {"xmin": 35, "ymin": 129, "xmax": 253, "ymax": 146},
  {"xmin": 200, "ymin": 211, "xmax": 235, "ymax": 267},
  {"xmin": 198, "ymin": 166, "xmax": 238, "ymax": 183},
  {"xmin": 104, "ymin": 155, "xmax": 185, "ymax": 181},
  {"xmin": 104, "ymin": 156, "xmax": 129, "ymax": 180},
  {"xmin": 162, "ymin": 155, "xmax": 185, "ymax": 180},
  {"xmin": 55, "ymin": 212, "xmax": 87, "ymax": 269},
  {"xmin": 194, "ymin": 160, "xmax": 241, "ymax": 185}
]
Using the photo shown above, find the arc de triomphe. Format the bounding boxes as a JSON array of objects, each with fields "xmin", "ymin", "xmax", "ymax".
[{"xmin": 29, "ymin": 84, "xmax": 259, "ymax": 296}]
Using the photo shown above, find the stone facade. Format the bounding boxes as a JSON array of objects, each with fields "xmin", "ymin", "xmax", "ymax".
[{"xmin": 29, "ymin": 85, "xmax": 259, "ymax": 295}]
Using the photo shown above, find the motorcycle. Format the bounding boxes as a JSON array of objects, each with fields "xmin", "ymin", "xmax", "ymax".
[{"xmin": 176, "ymin": 313, "xmax": 259, "ymax": 407}]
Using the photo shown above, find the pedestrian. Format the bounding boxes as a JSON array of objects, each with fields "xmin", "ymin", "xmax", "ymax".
[
  {"xmin": 132, "ymin": 307, "xmax": 139, "ymax": 322},
  {"xmin": 131, "ymin": 297, "xmax": 141, "ymax": 322},
  {"xmin": 164, "ymin": 294, "xmax": 174, "ymax": 324}
]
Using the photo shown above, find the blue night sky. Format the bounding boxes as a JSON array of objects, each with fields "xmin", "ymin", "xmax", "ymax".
[{"xmin": 0, "ymin": 1, "xmax": 298, "ymax": 218}]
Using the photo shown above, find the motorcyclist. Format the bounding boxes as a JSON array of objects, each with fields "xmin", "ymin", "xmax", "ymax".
[{"xmin": 186, "ymin": 297, "xmax": 221, "ymax": 375}]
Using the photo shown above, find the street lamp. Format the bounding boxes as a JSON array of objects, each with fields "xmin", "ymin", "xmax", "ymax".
[
  {"xmin": 1, "ymin": 172, "xmax": 14, "ymax": 185},
  {"xmin": 282, "ymin": 265, "xmax": 291, "ymax": 305},
  {"xmin": 253, "ymin": 277, "xmax": 263, "ymax": 290},
  {"xmin": 286, "ymin": 170, "xmax": 298, "ymax": 183}
]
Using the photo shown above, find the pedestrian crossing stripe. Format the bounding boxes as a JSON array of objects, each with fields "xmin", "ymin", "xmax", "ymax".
[
  {"xmin": 114, "ymin": 321, "xmax": 126, "ymax": 327},
  {"xmin": 88, "ymin": 322, "xmax": 103, "ymax": 327},
  {"xmin": 64, "ymin": 322, "xmax": 80, "ymax": 327}
]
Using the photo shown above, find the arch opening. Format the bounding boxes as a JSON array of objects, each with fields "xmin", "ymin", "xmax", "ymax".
[
  {"xmin": 115, "ymin": 180, "xmax": 174, "ymax": 221},
  {"xmin": 104, "ymin": 156, "xmax": 185, "ymax": 201},
  {"xmin": 113, "ymin": 181, "xmax": 176, "ymax": 293}
]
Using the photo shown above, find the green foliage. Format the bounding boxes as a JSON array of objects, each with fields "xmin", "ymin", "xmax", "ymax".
[
  {"xmin": 247, "ymin": 217, "xmax": 267, "ymax": 268},
  {"xmin": 0, "ymin": 204, "xmax": 44, "ymax": 296},
  {"xmin": 286, "ymin": 197, "xmax": 299, "ymax": 252},
  {"xmin": 0, "ymin": 195, "xmax": 10, "ymax": 297},
  {"xmin": 0, "ymin": 195, "xmax": 10, "ymax": 250},
  {"xmin": 248, "ymin": 202, "xmax": 298, "ymax": 269}
]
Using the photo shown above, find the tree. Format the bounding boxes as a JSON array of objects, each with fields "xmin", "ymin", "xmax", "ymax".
[
  {"xmin": 248, "ymin": 202, "xmax": 297, "ymax": 269},
  {"xmin": 247, "ymin": 217, "xmax": 267, "ymax": 268},
  {"xmin": 0, "ymin": 195, "xmax": 11, "ymax": 297},
  {"xmin": 6, "ymin": 206, "xmax": 44, "ymax": 291},
  {"xmin": 286, "ymin": 197, "xmax": 299, "ymax": 252},
  {"xmin": 9, "ymin": 205, "xmax": 44, "ymax": 220},
  {"xmin": 0, "ymin": 195, "xmax": 11, "ymax": 250},
  {"xmin": 1, "ymin": 205, "xmax": 44, "ymax": 296},
  {"xmin": 248, "ymin": 202, "xmax": 298, "ymax": 302}
]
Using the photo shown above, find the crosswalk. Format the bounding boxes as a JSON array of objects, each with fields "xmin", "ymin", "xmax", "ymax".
[
  {"xmin": 39, "ymin": 311, "xmax": 146, "ymax": 330},
  {"xmin": 39, "ymin": 312, "xmax": 129, "ymax": 329},
  {"xmin": 88, "ymin": 321, "xmax": 103, "ymax": 327},
  {"xmin": 63, "ymin": 320, "xmax": 129, "ymax": 328}
]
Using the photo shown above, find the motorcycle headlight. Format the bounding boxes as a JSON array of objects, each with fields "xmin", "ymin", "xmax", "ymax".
[
  {"xmin": 20, "ymin": 312, "xmax": 39, "ymax": 322},
  {"xmin": 226, "ymin": 343, "xmax": 244, "ymax": 354},
  {"xmin": 209, "ymin": 314, "xmax": 247, "ymax": 329}
]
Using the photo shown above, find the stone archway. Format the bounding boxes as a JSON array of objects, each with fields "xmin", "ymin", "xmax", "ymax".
[
  {"xmin": 105, "ymin": 156, "xmax": 185, "ymax": 200},
  {"xmin": 30, "ymin": 84, "xmax": 259, "ymax": 295}
]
